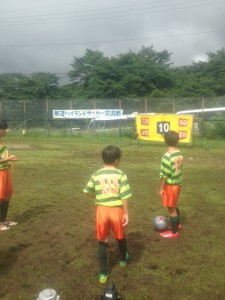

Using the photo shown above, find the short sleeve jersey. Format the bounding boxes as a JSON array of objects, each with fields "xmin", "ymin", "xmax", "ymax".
[
  {"xmin": 160, "ymin": 151, "xmax": 183, "ymax": 185},
  {"xmin": 83, "ymin": 167, "xmax": 132, "ymax": 206},
  {"xmin": 0, "ymin": 144, "xmax": 11, "ymax": 170}
]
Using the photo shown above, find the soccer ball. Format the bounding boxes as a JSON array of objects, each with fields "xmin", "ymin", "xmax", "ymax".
[
  {"xmin": 153, "ymin": 215, "xmax": 168, "ymax": 231},
  {"xmin": 37, "ymin": 289, "xmax": 60, "ymax": 300}
]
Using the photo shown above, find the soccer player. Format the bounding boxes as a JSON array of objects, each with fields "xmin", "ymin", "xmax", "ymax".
[
  {"xmin": 0, "ymin": 120, "xmax": 18, "ymax": 231},
  {"xmin": 83, "ymin": 145, "xmax": 132, "ymax": 283},
  {"xmin": 159, "ymin": 131, "xmax": 183, "ymax": 238}
]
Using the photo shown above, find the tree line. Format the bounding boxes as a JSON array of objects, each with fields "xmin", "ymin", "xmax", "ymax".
[{"xmin": 0, "ymin": 46, "xmax": 225, "ymax": 102}]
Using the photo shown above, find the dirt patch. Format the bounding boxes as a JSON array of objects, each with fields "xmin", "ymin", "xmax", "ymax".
[{"xmin": 8, "ymin": 144, "xmax": 33, "ymax": 149}]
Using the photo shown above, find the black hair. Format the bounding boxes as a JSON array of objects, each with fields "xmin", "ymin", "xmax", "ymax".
[
  {"xmin": 102, "ymin": 145, "xmax": 122, "ymax": 164},
  {"xmin": 164, "ymin": 130, "xmax": 179, "ymax": 146},
  {"xmin": 0, "ymin": 120, "xmax": 8, "ymax": 130}
]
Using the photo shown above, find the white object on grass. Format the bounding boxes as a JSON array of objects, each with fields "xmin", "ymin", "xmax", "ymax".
[{"xmin": 37, "ymin": 289, "xmax": 60, "ymax": 300}]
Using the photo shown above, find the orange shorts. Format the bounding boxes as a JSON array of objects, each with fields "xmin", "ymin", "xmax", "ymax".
[
  {"xmin": 96, "ymin": 205, "xmax": 125, "ymax": 240},
  {"xmin": 162, "ymin": 185, "xmax": 181, "ymax": 208},
  {"xmin": 0, "ymin": 169, "xmax": 13, "ymax": 201}
]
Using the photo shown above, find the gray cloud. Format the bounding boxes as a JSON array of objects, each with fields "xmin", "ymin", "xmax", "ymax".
[{"xmin": 0, "ymin": 0, "xmax": 224, "ymax": 75}]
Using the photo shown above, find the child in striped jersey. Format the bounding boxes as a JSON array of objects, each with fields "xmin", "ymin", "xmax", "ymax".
[
  {"xmin": 0, "ymin": 120, "xmax": 18, "ymax": 231},
  {"xmin": 159, "ymin": 131, "xmax": 183, "ymax": 238},
  {"xmin": 83, "ymin": 145, "xmax": 132, "ymax": 283}
]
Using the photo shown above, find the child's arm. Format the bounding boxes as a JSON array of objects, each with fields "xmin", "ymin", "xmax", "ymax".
[
  {"xmin": 0, "ymin": 154, "xmax": 18, "ymax": 163},
  {"xmin": 122, "ymin": 199, "xmax": 129, "ymax": 226},
  {"xmin": 159, "ymin": 177, "xmax": 166, "ymax": 197},
  {"xmin": 84, "ymin": 192, "xmax": 95, "ymax": 199},
  {"xmin": 83, "ymin": 176, "xmax": 95, "ymax": 198}
]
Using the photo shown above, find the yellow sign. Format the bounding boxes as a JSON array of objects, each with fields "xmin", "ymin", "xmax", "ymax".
[{"xmin": 136, "ymin": 114, "xmax": 193, "ymax": 143}]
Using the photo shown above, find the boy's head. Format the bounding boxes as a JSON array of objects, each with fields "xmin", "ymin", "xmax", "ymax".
[
  {"xmin": 164, "ymin": 130, "xmax": 179, "ymax": 147},
  {"xmin": 0, "ymin": 120, "xmax": 8, "ymax": 137},
  {"xmin": 0, "ymin": 120, "xmax": 8, "ymax": 130},
  {"xmin": 102, "ymin": 145, "xmax": 122, "ymax": 165}
]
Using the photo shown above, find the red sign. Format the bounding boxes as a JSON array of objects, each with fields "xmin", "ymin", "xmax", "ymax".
[
  {"xmin": 141, "ymin": 129, "xmax": 149, "ymax": 137},
  {"xmin": 178, "ymin": 131, "xmax": 187, "ymax": 139},
  {"xmin": 179, "ymin": 118, "xmax": 188, "ymax": 127},
  {"xmin": 141, "ymin": 118, "xmax": 149, "ymax": 126}
]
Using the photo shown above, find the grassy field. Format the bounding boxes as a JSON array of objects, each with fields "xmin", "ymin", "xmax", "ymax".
[{"xmin": 0, "ymin": 133, "xmax": 225, "ymax": 300}]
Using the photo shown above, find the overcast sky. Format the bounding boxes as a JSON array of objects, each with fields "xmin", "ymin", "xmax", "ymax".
[{"xmin": 0, "ymin": 0, "xmax": 224, "ymax": 80}]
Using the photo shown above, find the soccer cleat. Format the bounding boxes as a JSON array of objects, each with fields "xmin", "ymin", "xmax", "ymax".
[
  {"xmin": 99, "ymin": 274, "xmax": 109, "ymax": 284},
  {"xmin": 168, "ymin": 224, "xmax": 182, "ymax": 231},
  {"xmin": 159, "ymin": 230, "xmax": 179, "ymax": 238},
  {"xmin": 2, "ymin": 221, "xmax": 18, "ymax": 226},
  {"xmin": 120, "ymin": 252, "xmax": 129, "ymax": 267},
  {"xmin": 177, "ymin": 224, "xmax": 182, "ymax": 230},
  {"xmin": 0, "ymin": 224, "xmax": 10, "ymax": 231}
]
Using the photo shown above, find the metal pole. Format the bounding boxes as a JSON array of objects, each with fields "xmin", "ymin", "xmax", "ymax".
[
  {"xmin": 119, "ymin": 99, "xmax": 121, "ymax": 109},
  {"xmin": 69, "ymin": 99, "xmax": 72, "ymax": 136},
  {"xmin": 144, "ymin": 98, "xmax": 147, "ymax": 113},
  {"xmin": 172, "ymin": 98, "xmax": 176, "ymax": 113},
  {"xmin": 23, "ymin": 100, "xmax": 26, "ymax": 128},
  {"xmin": 202, "ymin": 98, "xmax": 205, "ymax": 147},
  {"xmin": 45, "ymin": 99, "xmax": 50, "ymax": 137}
]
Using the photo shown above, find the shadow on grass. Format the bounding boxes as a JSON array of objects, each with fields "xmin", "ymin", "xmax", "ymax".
[
  {"xmin": 16, "ymin": 204, "xmax": 53, "ymax": 224},
  {"xmin": 107, "ymin": 230, "xmax": 146, "ymax": 271},
  {"xmin": 127, "ymin": 231, "xmax": 146, "ymax": 264},
  {"xmin": 0, "ymin": 243, "xmax": 31, "ymax": 276}
]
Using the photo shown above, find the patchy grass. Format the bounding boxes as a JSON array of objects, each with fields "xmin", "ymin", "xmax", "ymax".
[{"xmin": 0, "ymin": 136, "xmax": 225, "ymax": 300}]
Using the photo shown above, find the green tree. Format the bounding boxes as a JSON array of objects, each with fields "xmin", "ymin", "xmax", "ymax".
[
  {"xmin": 29, "ymin": 72, "xmax": 60, "ymax": 99},
  {"xmin": 0, "ymin": 72, "xmax": 60, "ymax": 100},
  {"xmin": 0, "ymin": 73, "xmax": 28, "ymax": 100},
  {"xmin": 205, "ymin": 48, "xmax": 225, "ymax": 95},
  {"xmin": 68, "ymin": 46, "xmax": 174, "ymax": 99}
]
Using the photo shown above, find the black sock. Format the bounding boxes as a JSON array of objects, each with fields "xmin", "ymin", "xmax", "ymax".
[
  {"xmin": 170, "ymin": 216, "xmax": 179, "ymax": 234},
  {"xmin": 98, "ymin": 242, "xmax": 108, "ymax": 275},
  {"xmin": 176, "ymin": 207, "xmax": 180, "ymax": 225},
  {"xmin": 117, "ymin": 237, "xmax": 127, "ymax": 261},
  {"xmin": 0, "ymin": 201, "xmax": 9, "ymax": 222}
]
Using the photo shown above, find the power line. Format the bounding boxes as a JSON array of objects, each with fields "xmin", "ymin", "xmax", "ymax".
[
  {"xmin": 0, "ymin": 72, "xmax": 70, "ymax": 77},
  {"xmin": 0, "ymin": 28, "xmax": 224, "ymax": 48},
  {"xmin": 0, "ymin": 0, "xmax": 224, "ymax": 27},
  {"xmin": 0, "ymin": 0, "xmax": 213, "ymax": 21},
  {"xmin": 1, "ymin": 0, "xmax": 97, "ymax": 14}
]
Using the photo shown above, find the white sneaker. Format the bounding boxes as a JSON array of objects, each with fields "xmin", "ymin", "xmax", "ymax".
[
  {"xmin": 4, "ymin": 221, "xmax": 18, "ymax": 226},
  {"xmin": 0, "ymin": 224, "xmax": 10, "ymax": 231}
]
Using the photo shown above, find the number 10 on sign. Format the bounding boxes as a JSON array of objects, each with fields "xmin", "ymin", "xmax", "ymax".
[{"xmin": 157, "ymin": 122, "xmax": 170, "ymax": 134}]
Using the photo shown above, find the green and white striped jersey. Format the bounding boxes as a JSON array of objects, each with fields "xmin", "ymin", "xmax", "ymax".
[
  {"xmin": 0, "ymin": 144, "xmax": 11, "ymax": 170},
  {"xmin": 160, "ymin": 151, "xmax": 183, "ymax": 185},
  {"xmin": 83, "ymin": 167, "xmax": 132, "ymax": 206}
]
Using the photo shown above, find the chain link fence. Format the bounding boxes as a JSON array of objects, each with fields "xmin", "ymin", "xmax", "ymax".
[{"xmin": 0, "ymin": 97, "xmax": 225, "ymax": 142}]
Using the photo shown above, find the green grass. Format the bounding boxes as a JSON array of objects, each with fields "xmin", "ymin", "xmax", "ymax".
[{"xmin": 0, "ymin": 135, "xmax": 225, "ymax": 299}]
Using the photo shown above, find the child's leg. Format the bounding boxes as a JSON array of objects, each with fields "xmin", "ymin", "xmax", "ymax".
[
  {"xmin": 168, "ymin": 207, "xmax": 179, "ymax": 234},
  {"xmin": 0, "ymin": 200, "xmax": 9, "ymax": 222},
  {"xmin": 117, "ymin": 236, "xmax": 127, "ymax": 262},
  {"xmin": 176, "ymin": 207, "xmax": 180, "ymax": 225},
  {"xmin": 98, "ymin": 240, "xmax": 108, "ymax": 275}
]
